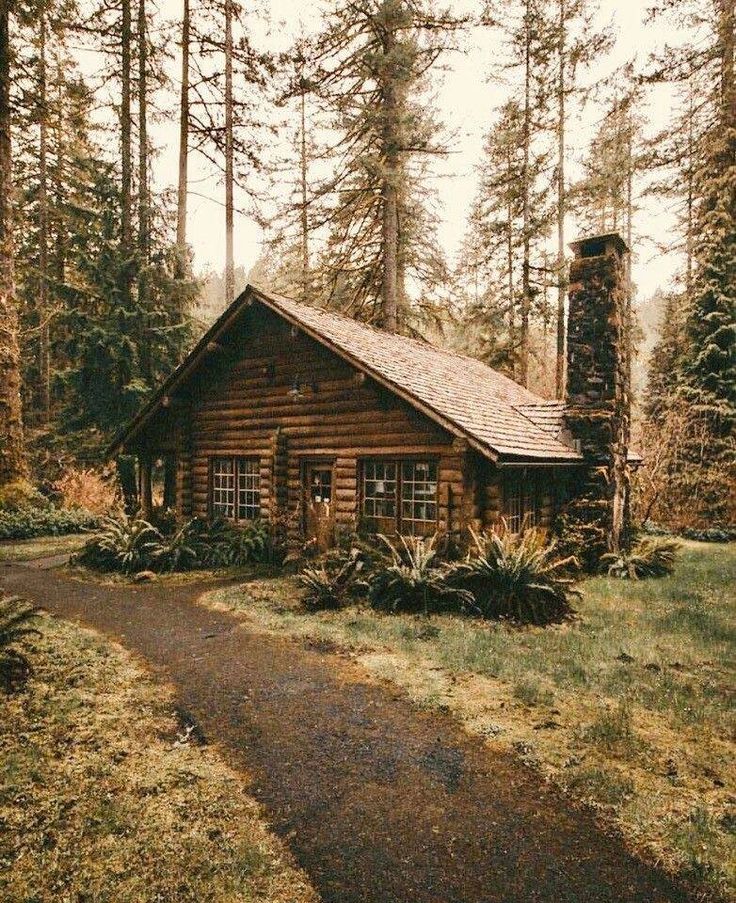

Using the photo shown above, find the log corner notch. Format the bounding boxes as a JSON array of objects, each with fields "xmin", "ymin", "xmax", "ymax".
[{"xmin": 565, "ymin": 232, "xmax": 631, "ymax": 554}]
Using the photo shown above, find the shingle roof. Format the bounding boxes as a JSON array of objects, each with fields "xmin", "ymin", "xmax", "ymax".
[
  {"xmin": 109, "ymin": 284, "xmax": 582, "ymax": 463},
  {"xmin": 255, "ymin": 288, "xmax": 581, "ymax": 462}
]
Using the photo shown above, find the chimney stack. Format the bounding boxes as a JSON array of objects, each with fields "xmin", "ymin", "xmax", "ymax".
[{"xmin": 565, "ymin": 232, "xmax": 631, "ymax": 554}]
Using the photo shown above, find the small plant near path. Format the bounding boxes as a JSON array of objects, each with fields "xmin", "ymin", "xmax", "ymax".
[{"xmin": 602, "ymin": 537, "xmax": 680, "ymax": 580}]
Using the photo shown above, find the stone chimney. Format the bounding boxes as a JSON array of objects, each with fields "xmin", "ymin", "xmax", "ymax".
[{"xmin": 565, "ymin": 232, "xmax": 631, "ymax": 554}]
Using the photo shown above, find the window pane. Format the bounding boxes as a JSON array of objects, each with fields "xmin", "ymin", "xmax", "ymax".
[
  {"xmin": 400, "ymin": 461, "xmax": 438, "ymax": 534},
  {"xmin": 212, "ymin": 457, "xmax": 235, "ymax": 519},
  {"xmin": 237, "ymin": 458, "xmax": 261, "ymax": 520},
  {"xmin": 363, "ymin": 460, "xmax": 397, "ymax": 528}
]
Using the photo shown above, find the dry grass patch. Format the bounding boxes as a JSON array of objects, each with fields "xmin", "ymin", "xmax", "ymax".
[
  {"xmin": 201, "ymin": 541, "xmax": 736, "ymax": 899},
  {"xmin": 0, "ymin": 533, "xmax": 87, "ymax": 562},
  {"xmin": 0, "ymin": 613, "xmax": 318, "ymax": 903}
]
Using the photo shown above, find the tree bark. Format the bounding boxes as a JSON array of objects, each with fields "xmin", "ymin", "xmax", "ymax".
[
  {"xmin": 138, "ymin": 0, "xmax": 150, "ymax": 380},
  {"xmin": 0, "ymin": 0, "xmax": 26, "ymax": 485},
  {"xmin": 720, "ymin": 0, "xmax": 735, "ymax": 130},
  {"xmin": 176, "ymin": 0, "xmax": 189, "ymax": 276},
  {"xmin": 299, "ymin": 79, "xmax": 309, "ymax": 303},
  {"xmin": 520, "ymin": 2, "xmax": 532, "ymax": 387},
  {"xmin": 380, "ymin": 13, "xmax": 399, "ymax": 333},
  {"xmin": 224, "ymin": 0, "xmax": 234, "ymax": 304},
  {"xmin": 121, "ymin": 0, "xmax": 132, "ymax": 309},
  {"xmin": 506, "ymin": 141, "xmax": 515, "ymax": 377},
  {"xmin": 39, "ymin": 8, "xmax": 50, "ymax": 422},
  {"xmin": 555, "ymin": 0, "xmax": 566, "ymax": 399}
]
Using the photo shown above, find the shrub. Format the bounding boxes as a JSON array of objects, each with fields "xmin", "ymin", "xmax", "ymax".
[
  {"xmin": 300, "ymin": 546, "xmax": 371, "ymax": 612},
  {"xmin": 367, "ymin": 534, "xmax": 473, "ymax": 616},
  {"xmin": 681, "ymin": 526, "xmax": 736, "ymax": 543},
  {"xmin": 76, "ymin": 515, "xmax": 274, "ymax": 574},
  {"xmin": 0, "ymin": 479, "xmax": 47, "ymax": 511},
  {"xmin": 448, "ymin": 527, "xmax": 579, "ymax": 625},
  {"xmin": 54, "ymin": 467, "xmax": 119, "ymax": 515},
  {"xmin": 0, "ymin": 505, "xmax": 99, "ymax": 541},
  {"xmin": 150, "ymin": 520, "xmax": 201, "ymax": 573},
  {"xmin": 76, "ymin": 515, "xmax": 161, "ymax": 574},
  {"xmin": 198, "ymin": 518, "xmax": 272, "ymax": 567},
  {"xmin": 601, "ymin": 538, "xmax": 679, "ymax": 580},
  {"xmin": 0, "ymin": 595, "xmax": 40, "ymax": 693}
]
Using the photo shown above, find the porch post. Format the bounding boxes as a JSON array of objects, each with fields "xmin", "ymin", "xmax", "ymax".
[
  {"xmin": 140, "ymin": 455, "xmax": 153, "ymax": 519},
  {"xmin": 163, "ymin": 455, "xmax": 177, "ymax": 510}
]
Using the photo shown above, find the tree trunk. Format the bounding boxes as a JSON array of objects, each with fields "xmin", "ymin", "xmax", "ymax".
[
  {"xmin": 39, "ymin": 9, "xmax": 50, "ymax": 423},
  {"xmin": 299, "ymin": 80, "xmax": 309, "ymax": 303},
  {"xmin": 625, "ymin": 109, "xmax": 633, "ymax": 412},
  {"xmin": 138, "ymin": 0, "xmax": 150, "ymax": 381},
  {"xmin": 224, "ymin": 0, "xmax": 234, "ymax": 304},
  {"xmin": 720, "ymin": 0, "xmax": 735, "ymax": 131},
  {"xmin": 121, "ymin": 0, "xmax": 132, "ymax": 309},
  {"xmin": 0, "ymin": 0, "xmax": 25, "ymax": 485},
  {"xmin": 53, "ymin": 61, "xmax": 66, "ymax": 292},
  {"xmin": 506, "ymin": 141, "xmax": 515, "ymax": 378},
  {"xmin": 176, "ymin": 0, "xmax": 189, "ymax": 276},
  {"xmin": 520, "ymin": 3, "xmax": 532, "ymax": 387},
  {"xmin": 686, "ymin": 88, "xmax": 694, "ymax": 298},
  {"xmin": 380, "ymin": 19, "xmax": 399, "ymax": 333},
  {"xmin": 555, "ymin": 0, "xmax": 566, "ymax": 399}
]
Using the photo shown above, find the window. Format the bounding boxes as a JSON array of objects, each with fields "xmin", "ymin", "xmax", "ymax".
[
  {"xmin": 362, "ymin": 459, "xmax": 437, "ymax": 535},
  {"xmin": 211, "ymin": 457, "xmax": 260, "ymax": 521},
  {"xmin": 503, "ymin": 470, "xmax": 539, "ymax": 533}
]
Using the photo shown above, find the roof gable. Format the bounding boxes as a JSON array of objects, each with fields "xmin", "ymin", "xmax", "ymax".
[{"xmin": 109, "ymin": 285, "xmax": 582, "ymax": 463}]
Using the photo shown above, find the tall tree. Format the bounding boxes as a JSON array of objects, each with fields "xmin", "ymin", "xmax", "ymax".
[
  {"xmin": 224, "ymin": 0, "xmax": 234, "ymax": 304},
  {"xmin": 38, "ymin": 7, "xmax": 50, "ymax": 422},
  {"xmin": 176, "ymin": 0, "xmax": 190, "ymax": 276},
  {"xmin": 0, "ymin": 0, "xmax": 25, "ymax": 485},
  {"xmin": 551, "ymin": 0, "xmax": 612, "ymax": 397},
  {"xmin": 137, "ymin": 0, "xmax": 150, "ymax": 379},
  {"xmin": 120, "ymin": 0, "xmax": 133, "ymax": 312},
  {"xmin": 306, "ymin": 0, "xmax": 461, "ymax": 329},
  {"xmin": 642, "ymin": 0, "xmax": 736, "ymax": 526}
]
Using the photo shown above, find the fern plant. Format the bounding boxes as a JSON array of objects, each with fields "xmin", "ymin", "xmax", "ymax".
[
  {"xmin": 300, "ymin": 546, "xmax": 369, "ymax": 612},
  {"xmin": 601, "ymin": 538, "xmax": 679, "ymax": 579},
  {"xmin": 76, "ymin": 515, "xmax": 161, "ymax": 574},
  {"xmin": 449, "ymin": 527, "xmax": 579, "ymax": 624},
  {"xmin": 367, "ymin": 533, "xmax": 472, "ymax": 616},
  {"xmin": 150, "ymin": 520, "xmax": 200, "ymax": 573},
  {"xmin": 0, "ymin": 595, "xmax": 40, "ymax": 693}
]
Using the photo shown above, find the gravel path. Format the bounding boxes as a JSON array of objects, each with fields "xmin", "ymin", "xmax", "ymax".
[{"xmin": 2, "ymin": 560, "xmax": 696, "ymax": 903}]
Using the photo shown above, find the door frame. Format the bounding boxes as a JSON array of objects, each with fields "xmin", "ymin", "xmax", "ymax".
[{"xmin": 300, "ymin": 457, "xmax": 336, "ymax": 539}]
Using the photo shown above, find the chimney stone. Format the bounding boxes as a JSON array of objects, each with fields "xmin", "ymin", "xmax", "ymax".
[{"xmin": 565, "ymin": 232, "xmax": 631, "ymax": 555}]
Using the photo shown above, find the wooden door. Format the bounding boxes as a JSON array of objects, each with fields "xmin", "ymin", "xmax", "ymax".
[{"xmin": 304, "ymin": 462, "xmax": 335, "ymax": 552}]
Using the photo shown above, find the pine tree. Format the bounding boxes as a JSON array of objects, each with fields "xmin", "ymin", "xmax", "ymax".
[
  {"xmin": 642, "ymin": 0, "xmax": 736, "ymax": 525},
  {"xmin": 0, "ymin": 0, "xmax": 25, "ymax": 485},
  {"xmin": 306, "ymin": 0, "xmax": 462, "ymax": 329}
]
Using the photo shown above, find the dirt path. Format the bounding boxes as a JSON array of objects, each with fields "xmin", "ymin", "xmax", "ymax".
[{"xmin": 2, "ymin": 560, "xmax": 697, "ymax": 903}]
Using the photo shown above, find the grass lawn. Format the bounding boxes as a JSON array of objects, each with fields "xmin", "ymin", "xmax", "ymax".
[
  {"xmin": 0, "ymin": 533, "xmax": 88, "ymax": 562},
  {"xmin": 202, "ymin": 540, "xmax": 736, "ymax": 899},
  {"xmin": 0, "ymin": 611, "xmax": 318, "ymax": 903}
]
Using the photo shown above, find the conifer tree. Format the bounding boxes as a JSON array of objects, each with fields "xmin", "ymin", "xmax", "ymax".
[
  {"xmin": 0, "ymin": 0, "xmax": 25, "ymax": 485},
  {"xmin": 306, "ymin": 0, "xmax": 462, "ymax": 329}
]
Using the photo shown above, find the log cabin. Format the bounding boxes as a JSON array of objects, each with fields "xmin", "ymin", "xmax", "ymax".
[{"xmin": 109, "ymin": 232, "xmax": 633, "ymax": 552}]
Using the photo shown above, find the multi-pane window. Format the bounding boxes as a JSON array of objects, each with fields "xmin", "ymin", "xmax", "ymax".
[
  {"xmin": 503, "ymin": 471, "xmax": 539, "ymax": 533},
  {"xmin": 237, "ymin": 459, "xmax": 261, "ymax": 520},
  {"xmin": 211, "ymin": 457, "xmax": 260, "ymax": 521},
  {"xmin": 401, "ymin": 461, "xmax": 438, "ymax": 531},
  {"xmin": 362, "ymin": 459, "xmax": 437, "ymax": 535}
]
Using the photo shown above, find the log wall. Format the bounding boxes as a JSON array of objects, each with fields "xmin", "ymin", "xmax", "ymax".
[{"xmin": 175, "ymin": 307, "xmax": 468, "ymax": 544}]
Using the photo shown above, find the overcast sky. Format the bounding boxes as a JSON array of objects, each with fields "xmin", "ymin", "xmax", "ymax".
[{"xmin": 147, "ymin": 0, "xmax": 685, "ymax": 309}]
